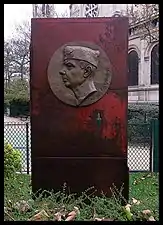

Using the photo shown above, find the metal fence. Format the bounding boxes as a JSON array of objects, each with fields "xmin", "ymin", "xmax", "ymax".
[
  {"xmin": 4, "ymin": 122, "xmax": 152, "ymax": 173},
  {"xmin": 4, "ymin": 122, "xmax": 31, "ymax": 174},
  {"xmin": 128, "ymin": 123, "xmax": 152, "ymax": 171}
]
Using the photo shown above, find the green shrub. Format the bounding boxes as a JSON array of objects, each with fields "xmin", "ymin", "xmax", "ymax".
[
  {"xmin": 4, "ymin": 78, "xmax": 30, "ymax": 117},
  {"xmin": 10, "ymin": 99, "xmax": 29, "ymax": 117},
  {"xmin": 128, "ymin": 103, "xmax": 159, "ymax": 142},
  {"xmin": 4, "ymin": 142, "xmax": 22, "ymax": 179},
  {"xmin": 128, "ymin": 103, "xmax": 159, "ymax": 123}
]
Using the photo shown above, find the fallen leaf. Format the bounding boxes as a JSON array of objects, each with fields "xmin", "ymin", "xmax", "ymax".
[
  {"xmin": 148, "ymin": 216, "xmax": 156, "ymax": 221},
  {"xmin": 136, "ymin": 201, "xmax": 140, "ymax": 205},
  {"xmin": 147, "ymin": 174, "xmax": 151, "ymax": 177},
  {"xmin": 125, "ymin": 204, "xmax": 131, "ymax": 212},
  {"xmin": 102, "ymin": 218, "xmax": 114, "ymax": 221},
  {"xmin": 74, "ymin": 206, "xmax": 80, "ymax": 215},
  {"xmin": 28, "ymin": 209, "xmax": 49, "ymax": 221},
  {"xmin": 132, "ymin": 198, "xmax": 141, "ymax": 205},
  {"xmin": 123, "ymin": 206, "xmax": 133, "ymax": 221},
  {"xmin": 14, "ymin": 200, "xmax": 30, "ymax": 213},
  {"xmin": 34, "ymin": 210, "xmax": 39, "ymax": 213},
  {"xmin": 125, "ymin": 207, "xmax": 130, "ymax": 213},
  {"xmin": 65, "ymin": 211, "xmax": 76, "ymax": 221},
  {"xmin": 142, "ymin": 209, "xmax": 151, "ymax": 215},
  {"xmin": 54, "ymin": 212, "xmax": 62, "ymax": 221},
  {"xmin": 94, "ymin": 217, "xmax": 103, "ymax": 221},
  {"xmin": 132, "ymin": 198, "xmax": 137, "ymax": 204}
]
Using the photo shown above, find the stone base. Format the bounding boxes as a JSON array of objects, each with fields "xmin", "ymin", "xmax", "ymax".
[{"xmin": 32, "ymin": 157, "xmax": 129, "ymax": 201}]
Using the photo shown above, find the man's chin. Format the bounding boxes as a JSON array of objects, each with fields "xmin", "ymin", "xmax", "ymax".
[{"xmin": 64, "ymin": 81, "xmax": 71, "ymax": 88}]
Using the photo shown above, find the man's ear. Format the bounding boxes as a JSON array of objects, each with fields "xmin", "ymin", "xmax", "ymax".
[{"xmin": 83, "ymin": 66, "xmax": 92, "ymax": 78}]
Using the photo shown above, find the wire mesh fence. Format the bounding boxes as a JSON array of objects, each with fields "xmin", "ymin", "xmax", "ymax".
[
  {"xmin": 4, "ymin": 122, "xmax": 152, "ymax": 173},
  {"xmin": 4, "ymin": 122, "xmax": 31, "ymax": 174},
  {"xmin": 128, "ymin": 123, "xmax": 152, "ymax": 171}
]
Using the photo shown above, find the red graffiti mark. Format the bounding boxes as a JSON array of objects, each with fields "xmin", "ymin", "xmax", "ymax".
[{"xmin": 75, "ymin": 92, "xmax": 127, "ymax": 154}]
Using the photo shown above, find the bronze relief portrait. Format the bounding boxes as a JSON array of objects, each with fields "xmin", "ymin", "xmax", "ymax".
[{"xmin": 48, "ymin": 42, "xmax": 112, "ymax": 106}]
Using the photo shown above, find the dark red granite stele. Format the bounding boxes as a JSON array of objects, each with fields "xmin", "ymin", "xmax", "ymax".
[{"xmin": 30, "ymin": 17, "xmax": 129, "ymax": 200}]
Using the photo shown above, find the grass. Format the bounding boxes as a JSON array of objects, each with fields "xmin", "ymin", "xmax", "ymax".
[{"xmin": 4, "ymin": 172, "xmax": 159, "ymax": 221}]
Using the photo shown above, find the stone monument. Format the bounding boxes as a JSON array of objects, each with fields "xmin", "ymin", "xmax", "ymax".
[{"xmin": 30, "ymin": 17, "xmax": 129, "ymax": 200}]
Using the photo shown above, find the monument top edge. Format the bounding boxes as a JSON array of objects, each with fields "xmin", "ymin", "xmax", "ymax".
[{"xmin": 31, "ymin": 17, "xmax": 129, "ymax": 23}]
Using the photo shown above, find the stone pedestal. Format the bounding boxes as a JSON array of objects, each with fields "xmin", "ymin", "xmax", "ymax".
[{"xmin": 30, "ymin": 17, "xmax": 129, "ymax": 200}]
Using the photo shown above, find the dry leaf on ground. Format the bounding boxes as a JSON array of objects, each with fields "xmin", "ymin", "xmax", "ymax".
[
  {"xmin": 148, "ymin": 216, "xmax": 156, "ymax": 221},
  {"xmin": 94, "ymin": 217, "xmax": 103, "ymax": 221},
  {"xmin": 14, "ymin": 200, "xmax": 30, "ymax": 213},
  {"xmin": 102, "ymin": 218, "xmax": 114, "ymax": 221},
  {"xmin": 132, "ymin": 198, "xmax": 141, "ymax": 205},
  {"xmin": 65, "ymin": 211, "xmax": 76, "ymax": 221},
  {"xmin": 95, "ymin": 217, "xmax": 114, "ymax": 221},
  {"xmin": 28, "ymin": 209, "xmax": 49, "ymax": 221},
  {"xmin": 125, "ymin": 204, "xmax": 131, "ymax": 212},
  {"xmin": 54, "ymin": 212, "xmax": 62, "ymax": 221},
  {"xmin": 147, "ymin": 174, "xmax": 151, "ymax": 177},
  {"xmin": 142, "ymin": 209, "xmax": 151, "ymax": 215},
  {"xmin": 74, "ymin": 206, "xmax": 80, "ymax": 215}
]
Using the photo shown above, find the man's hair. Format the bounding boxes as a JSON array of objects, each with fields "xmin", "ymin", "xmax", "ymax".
[{"xmin": 76, "ymin": 60, "xmax": 97, "ymax": 76}]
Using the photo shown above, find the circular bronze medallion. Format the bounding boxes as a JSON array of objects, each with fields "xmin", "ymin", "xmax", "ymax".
[{"xmin": 48, "ymin": 41, "xmax": 112, "ymax": 107}]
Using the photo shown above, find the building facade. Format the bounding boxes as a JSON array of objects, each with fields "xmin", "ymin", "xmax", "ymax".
[
  {"xmin": 69, "ymin": 4, "xmax": 159, "ymax": 103},
  {"xmin": 32, "ymin": 4, "xmax": 56, "ymax": 18}
]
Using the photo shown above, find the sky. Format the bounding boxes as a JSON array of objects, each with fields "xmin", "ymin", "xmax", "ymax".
[{"xmin": 4, "ymin": 4, "xmax": 70, "ymax": 38}]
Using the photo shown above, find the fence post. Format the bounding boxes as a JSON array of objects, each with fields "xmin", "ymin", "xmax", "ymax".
[
  {"xmin": 149, "ymin": 122, "xmax": 153, "ymax": 172},
  {"xmin": 26, "ymin": 122, "xmax": 29, "ymax": 174},
  {"xmin": 151, "ymin": 119, "xmax": 159, "ymax": 172}
]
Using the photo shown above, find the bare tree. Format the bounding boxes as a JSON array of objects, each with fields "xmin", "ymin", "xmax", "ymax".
[
  {"xmin": 4, "ymin": 5, "xmax": 69, "ymax": 88},
  {"xmin": 128, "ymin": 4, "xmax": 159, "ymax": 44},
  {"xmin": 4, "ymin": 41, "xmax": 15, "ymax": 88},
  {"xmin": 32, "ymin": 4, "xmax": 60, "ymax": 18},
  {"xmin": 60, "ymin": 10, "xmax": 69, "ymax": 18},
  {"xmin": 4, "ymin": 20, "xmax": 31, "ymax": 88},
  {"xmin": 127, "ymin": 4, "xmax": 159, "ymax": 68}
]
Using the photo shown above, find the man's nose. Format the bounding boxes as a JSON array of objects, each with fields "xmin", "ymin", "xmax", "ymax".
[{"xmin": 59, "ymin": 69, "xmax": 66, "ymax": 76}]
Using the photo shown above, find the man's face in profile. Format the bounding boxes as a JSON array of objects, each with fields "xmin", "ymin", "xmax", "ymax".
[{"xmin": 59, "ymin": 59, "xmax": 86, "ymax": 89}]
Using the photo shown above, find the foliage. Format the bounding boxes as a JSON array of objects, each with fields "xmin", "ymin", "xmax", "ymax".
[
  {"xmin": 4, "ymin": 21, "xmax": 30, "ymax": 88},
  {"xmin": 10, "ymin": 100, "xmax": 29, "ymax": 117},
  {"xmin": 5, "ymin": 78, "xmax": 29, "ymax": 102},
  {"xmin": 129, "ymin": 172, "xmax": 159, "ymax": 221},
  {"xmin": 4, "ymin": 173, "xmax": 159, "ymax": 221},
  {"xmin": 4, "ymin": 78, "xmax": 29, "ymax": 116},
  {"xmin": 128, "ymin": 103, "xmax": 159, "ymax": 142},
  {"xmin": 128, "ymin": 4, "xmax": 159, "ymax": 43},
  {"xmin": 4, "ymin": 97, "xmax": 10, "ymax": 114},
  {"xmin": 128, "ymin": 123, "xmax": 151, "ymax": 143},
  {"xmin": 4, "ymin": 6, "xmax": 69, "ymax": 89},
  {"xmin": 128, "ymin": 103, "xmax": 159, "ymax": 123},
  {"xmin": 4, "ymin": 142, "xmax": 22, "ymax": 179},
  {"xmin": 33, "ymin": 4, "xmax": 69, "ymax": 18}
]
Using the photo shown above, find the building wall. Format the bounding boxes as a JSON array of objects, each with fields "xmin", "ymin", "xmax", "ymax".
[
  {"xmin": 98, "ymin": 4, "xmax": 128, "ymax": 17},
  {"xmin": 128, "ymin": 34, "xmax": 159, "ymax": 103},
  {"xmin": 69, "ymin": 4, "xmax": 159, "ymax": 103}
]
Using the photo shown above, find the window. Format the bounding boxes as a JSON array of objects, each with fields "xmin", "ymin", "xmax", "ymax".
[
  {"xmin": 151, "ymin": 44, "xmax": 159, "ymax": 84},
  {"xmin": 85, "ymin": 4, "xmax": 99, "ymax": 17},
  {"xmin": 128, "ymin": 50, "xmax": 139, "ymax": 86}
]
